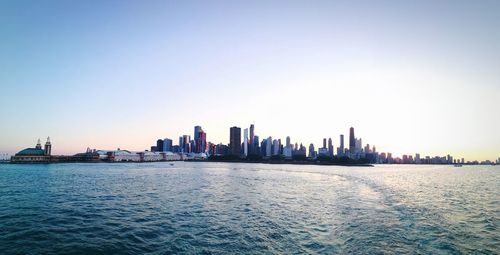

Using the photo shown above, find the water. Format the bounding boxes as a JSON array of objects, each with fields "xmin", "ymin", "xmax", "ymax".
[{"xmin": 0, "ymin": 162, "xmax": 498, "ymax": 254}]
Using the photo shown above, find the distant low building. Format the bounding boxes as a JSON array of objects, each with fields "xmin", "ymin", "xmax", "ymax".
[{"xmin": 95, "ymin": 150, "xmax": 182, "ymax": 162}]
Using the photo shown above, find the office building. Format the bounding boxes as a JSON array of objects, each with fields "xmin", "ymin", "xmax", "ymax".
[
  {"xmin": 308, "ymin": 143, "xmax": 316, "ymax": 158},
  {"xmin": 243, "ymin": 128, "xmax": 248, "ymax": 156},
  {"xmin": 272, "ymin": 139, "xmax": 279, "ymax": 155},
  {"xmin": 163, "ymin": 138, "xmax": 173, "ymax": 152},
  {"xmin": 249, "ymin": 124, "xmax": 255, "ymax": 154},
  {"xmin": 338, "ymin": 134, "xmax": 344, "ymax": 157},
  {"xmin": 229, "ymin": 126, "xmax": 241, "ymax": 156},
  {"xmin": 328, "ymin": 138, "xmax": 333, "ymax": 157},
  {"xmin": 349, "ymin": 127, "xmax": 355, "ymax": 153},
  {"xmin": 266, "ymin": 137, "xmax": 272, "ymax": 157},
  {"xmin": 156, "ymin": 139, "xmax": 164, "ymax": 152}
]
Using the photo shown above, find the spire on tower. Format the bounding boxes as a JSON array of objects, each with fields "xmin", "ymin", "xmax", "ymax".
[{"xmin": 44, "ymin": 136, "xmax": 52, "ymax": 156}]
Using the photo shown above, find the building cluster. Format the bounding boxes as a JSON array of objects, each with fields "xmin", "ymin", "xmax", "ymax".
[
  {"xmin": 94, "ymin": 149, "xmax": 184, "ymax": 162},
  {"xmin": 149, "ymin": 125, "xmax": 208, "ymax": 155},
  {"xmin": 8, "ymin": 125, "xmax": 499, "ymax": 165},
  {"xmin": 97, "ymin": 125, "xmax": 212, "ymax": 162},
  {"xmin": 225, "ymin": 124, "xmax": 307, "ymax": 159},
  {"xmin": 224, "ymin": 125, "xmax": 376, "ymax": 161},
  {"xmin": 219, "ymin": 124, "xmax": 496, "ymax": 165}
]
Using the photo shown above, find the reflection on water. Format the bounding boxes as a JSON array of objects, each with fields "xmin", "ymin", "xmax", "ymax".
[{"xmin": 0, "ymin": 162, "xmax": 498, "ymax": 254}]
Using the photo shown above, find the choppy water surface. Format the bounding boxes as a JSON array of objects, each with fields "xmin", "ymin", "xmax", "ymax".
[{"xmin": 0, "ymin": 162, "xmax": 498, "ymax": 254}]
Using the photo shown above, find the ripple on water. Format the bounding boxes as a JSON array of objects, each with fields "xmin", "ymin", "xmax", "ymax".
[{"xmin": 0, "ymin": 163, "xmax": 498, "ymax": 254}]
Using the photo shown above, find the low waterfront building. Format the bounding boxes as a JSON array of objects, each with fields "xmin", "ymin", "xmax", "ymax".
[
  {"xmin": 11, "ymin": 138, "xmax": 100, "ymax": 163},
  {"xmin": 10, "ymin": 138, "xmax": 52, "ymax": 163},
  {"xmin": 96, "ymin": 150, "xmax": 183, "ymax": 162}
]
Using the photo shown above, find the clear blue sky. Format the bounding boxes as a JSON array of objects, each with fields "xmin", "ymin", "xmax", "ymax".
[{"xmin": 1, "ymin": 0, "xmax": 499, "ymax": 161}]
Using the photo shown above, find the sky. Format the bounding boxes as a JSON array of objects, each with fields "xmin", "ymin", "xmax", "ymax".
[{"xmin": 0, "ymin": 0, "xmax": 499, "ymax": 161}]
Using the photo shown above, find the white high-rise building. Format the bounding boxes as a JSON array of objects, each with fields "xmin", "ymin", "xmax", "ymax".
[
  {"xmin": 272, "ymin": 139, "xmax": 279, "ymax": 155},
  {"xmin": 243, "ymin": 128, "xmax": 248, "ymax": 157},
  {"xmin": 355, "ymin": 138, "xmax": 362, "ymax": 153},
  {"xmin": 283, "ymin": 147, "xmax": 293, "ymax": 158}
]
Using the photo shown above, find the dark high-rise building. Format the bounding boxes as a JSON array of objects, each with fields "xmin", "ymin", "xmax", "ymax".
[
  {"xmin": 328, "ymin": 138, "xmax": 333, "ymax": 157},
  {"xmin": 189, "ymin": 140, "xmax": 195, "ymax": 153},
  {"xmin": 163, "ymin": 138, "xmax": 173, "ymax": 152},
  {"xmin": 194, "ymin": 126, "xmax": 203, "ymax": 152},
  {"xmin": 194, "ymin": 126, "xmax": 202, "ymax": 141},
  {"xmin": 229, "ymin": 126, "xmax": 241, "ymax": 156},
  {"xmin": 195, "ymin": 130, "xmax": 207, "ymax": 153},
  {"xmin": 253, "ymin": 135, "xmax": 260, "ymax": 156},
  {"xmin": 192, "ymin": 125, "xmax": 205, "ymax": 153},
  {"xmin": 308, "ymin": 143, "xmax": 316, "ymax": 158},
  {"xmin": 349, "ymin": 127, "xmax": 355, "ymax": 152},
  {"xmin": 260, "ymin": 138, "xmax": 267, "ymax": 156},
  {"xmin": 180, "ymin": 135, "xmax": 191, "ymax": 153},
  {"xmin": 249, "ymin": 124, "xmax": 255, "ymax": 153},
  {"xmin": 338, "ymin": 134, "xmax": 345, "ymax": 157},
  {"xmin": 340, "ymin": 135, "xmax": 344, "ymax": 150},
  {"xmin": 323, "ymin": 138, "xmax": 327, "ymax": 149},
  {"xmin": 156, "ymin": 139, "xmax": 164, "ymax": 152}
]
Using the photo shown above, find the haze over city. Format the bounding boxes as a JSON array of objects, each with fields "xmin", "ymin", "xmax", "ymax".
[{"xmin": 1, "ymin": 0, "xmax": 499, "ymax": 161}]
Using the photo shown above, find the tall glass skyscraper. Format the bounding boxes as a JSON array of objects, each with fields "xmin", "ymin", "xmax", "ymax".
[
  {"xmin": 349, "ymin": 127, "xmax": 355, "ymax": 153},
  {"xmin": 229, "ymin": 127, "xmax": 241, "ymax": 156}
]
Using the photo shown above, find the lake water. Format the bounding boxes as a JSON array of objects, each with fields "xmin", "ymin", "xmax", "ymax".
[{"xmin": 0, "ymin": 162, "xmax": 498, "ymax": 254}]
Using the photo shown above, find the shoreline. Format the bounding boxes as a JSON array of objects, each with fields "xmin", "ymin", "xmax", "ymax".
[
  {"xmin": 203, "ymin": 159, "xmax": 374, "ymax": 167},
  {"xmin": 2, "ymin": 159, "xmax": 372, "ymax": 167},
  {"xmin": 2, "ymin": 160, "xmax": 495, "ymax": 166}
]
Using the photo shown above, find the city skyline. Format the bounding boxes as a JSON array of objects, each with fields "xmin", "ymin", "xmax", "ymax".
[
  {"xmin": 1, "ymin": 1, "xmax": 499, "ymax": 160},
  {"xmin": 4, "ymin": 123, "xmax": 498, "ymax": 165}
]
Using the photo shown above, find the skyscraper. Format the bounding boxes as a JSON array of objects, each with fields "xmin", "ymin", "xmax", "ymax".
[
  {"xmin": 156, "ymin": 139, "xmax": 164, "ymax": 152},
  {"xmin": 178, "ymin": 136, "xmax": 184, "ymax": 152},
  {"xmin": 195, "ymin": 130, "xmax": 206, "ymax": 153},
  {"xmin": 349, "ymin": 127, "xmax": 355, "ymax": 153},
  {"xmin": 260, "ymin": 138, "xmax": 267, "ymax": 156},
  {"xmin": 328, "ymin": 138, "xmax": 333, "ymax": 157},
  {"xmin": 338, "ymin": 134, "xmax": 345, "ymax": 157},
  {"xmin": 253, "ymin": 135, "xmax": 260, "ymax": 156},
  {"xmin": 272, "ymin": 139, "xmax": 279, "ymax": 155},
  {"xmin": 308, "ymin": 143, "xmax": 316, "ymax": 158},
  {"xmin": 249, "ymin": 124, "xmax": 255, "ymax": 154},
  {"xmin": 192, "ymin": 126, "xmax": 206, "ymax": 153},
  {"xmin": 266, "ymin": 137, "xmax": 272, "ymax": 157},
  {"xmin": 194, "ymin": 126, "xmax": 202, "ymax": 141},
  {"xmin": 163, "ymin": 138, "xmax": 173, "ymax": 152},
  {"xmin": 323, "ymin": 138, "xmax": 327, "ymax": 149},
  {"xmin": 229, "ymin": 126, "xmax": 241, "ymax": 156},
  {"xmin": 286, "ymin": 136, "xmax": 291, "ymax": 147},
  {"xmin": 182, "ymin": 135, "xmax": 191, "ymax": 153},
  {"xmin": 193, "ymin": 126, "xmax": 206, "ymax": 153},
  {"xmin": 243, "ymin": 128, "xmax": 248, "ymax": 157}
]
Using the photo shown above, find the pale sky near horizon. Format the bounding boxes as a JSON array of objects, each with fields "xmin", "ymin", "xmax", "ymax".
[{"xmin": 1, "ymin": 0, "xmax": 499, "ymax": 161}]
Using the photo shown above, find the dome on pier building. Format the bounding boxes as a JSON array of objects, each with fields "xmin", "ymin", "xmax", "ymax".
[
  {"xmin": 16, "ymin": 148, "xmax": 45, "ymax": 156},
  {"xmin": 15, "ymin": 137, "xmax": 52, "ymax": 156}
]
